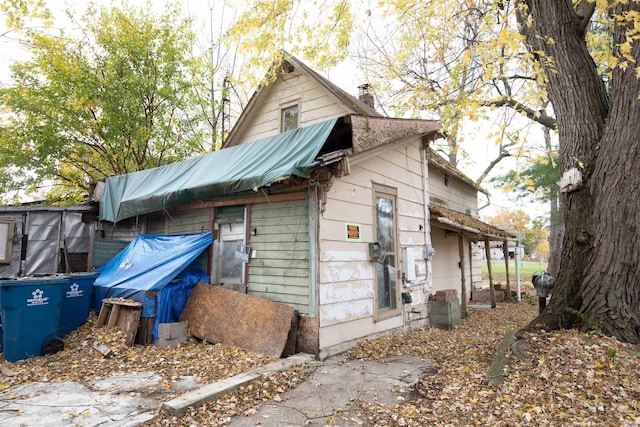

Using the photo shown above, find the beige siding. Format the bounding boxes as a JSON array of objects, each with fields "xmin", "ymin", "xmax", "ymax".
[
  {"xmin": 248, "ymin": 199, "xmax": 310, "ymax": 314},
  {"xmin": 317, "ymin": 139, "xmax": 430, "ymax": 357},
  {"xmin": 233, "ymin": 72, "xmax": 351, "ymax": 145},
  {"xmin": 429, "ymin": 167, "xmax": 479, "ymax": 215},
  {"xmin": 430, "ymin": 226, "xmax": 461, "ymax": 295}
]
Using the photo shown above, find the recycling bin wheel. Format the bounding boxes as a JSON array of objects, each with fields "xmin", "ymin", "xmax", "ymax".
[{"xmin": 41, "ymin": 337, "xmax": 64, "ymax": 355}]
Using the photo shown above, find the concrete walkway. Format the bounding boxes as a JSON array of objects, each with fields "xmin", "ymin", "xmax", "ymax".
[
  {"xmin": 228, "ymin": 354, "xmax": 437, "ymax": 427},
  {"xmin": 0, "ymin": 353, "xmax": 437, "ymax": 426}
]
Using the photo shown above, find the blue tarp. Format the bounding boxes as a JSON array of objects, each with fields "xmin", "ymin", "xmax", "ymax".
[
  {"xmin": 92, "ymin": 233, "xmax": 213, "ymax": 310},
  {"xmin": 100, "ymin": 118, "xmax": 338, "ymax": 223},
  {"xmin": 152, "ymin": 268, "xmax": 208, "ymax": 343}
]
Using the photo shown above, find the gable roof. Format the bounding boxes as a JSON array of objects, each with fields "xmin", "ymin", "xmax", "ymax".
[
  {"xmin": 428, "ymin": 149, "xmax": 489, "ymax": 196},
  {"xmin": 224, "ymin": 51, "xmax": 383, "ymax": 148}
]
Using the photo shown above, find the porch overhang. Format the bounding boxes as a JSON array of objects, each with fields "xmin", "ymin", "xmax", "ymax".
[{"xmin": 429, "ymin": 203, "xmax": 516, "ymax": 241}]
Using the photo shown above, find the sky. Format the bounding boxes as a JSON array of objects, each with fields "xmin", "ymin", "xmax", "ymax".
[{"xmin": 0, "ymin": 0, "xmax": 544, "ymax": 220}]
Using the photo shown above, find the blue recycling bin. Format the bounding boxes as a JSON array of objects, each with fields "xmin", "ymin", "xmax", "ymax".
[
  {"xmin": 58, "ymin": 273, "xmax": 100, "ymax": 336},
  {"xmin": 59, "ymin": 272, "xmax": 99, "ymax": 336},
  {"xmin": 0, "ymin": 277, "xmax": 67, "ymax": 362}
]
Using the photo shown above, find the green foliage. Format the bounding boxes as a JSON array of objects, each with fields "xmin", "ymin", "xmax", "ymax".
[
  {"xmin": 225, "ymin": 0, "xmax": 353, "ymax": 87},
  {"xmin": 0, "ymin": 1, "xmax": 209, "ymax": 202},
  {"xmin": 0, "ymin": 0, "xmax": 51, "ymax": 30},
  {"xmin": 485, "ymin": 210, "xmax": 548, "ymax": 256},
  {"xmin": 563, "ymin": 307, "xmax": 601, "ymax": 333},
  {"xmin": 492, "ymin": 152, "xmax": 560, "ymax": 203}
]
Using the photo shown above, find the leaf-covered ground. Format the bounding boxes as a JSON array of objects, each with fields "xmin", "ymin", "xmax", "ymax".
[
  {"xmin": 345, "ymin": 293, "xmax": 640, "ymax": 426},
  {"xmin": 2, "ymin": 286, "xmax": 639, "ymax": 426}
]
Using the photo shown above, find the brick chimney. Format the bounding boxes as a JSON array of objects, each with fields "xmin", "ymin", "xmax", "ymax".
[{"xmin": 358, "ymin": 83, "xmax": 374, "ymax": 110}]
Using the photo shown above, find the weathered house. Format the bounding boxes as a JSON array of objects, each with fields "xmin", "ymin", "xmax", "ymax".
[{"xmin": 97, "ymin": 53, "xmax": 514, "ymax": 358}]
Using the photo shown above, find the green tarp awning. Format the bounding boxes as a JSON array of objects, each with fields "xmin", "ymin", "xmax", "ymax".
[{"xmin": 100, "ymin": 118, "xmax": 338, "ymax": 223}]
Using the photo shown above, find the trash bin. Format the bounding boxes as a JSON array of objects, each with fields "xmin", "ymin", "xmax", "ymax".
[
  {"xmin": 59, "ymin": 272, "xmax": 99, "ymax": 336},
  {"xmin": 0, "ymin": 277, "xmax": 67, "ymax": 362}
]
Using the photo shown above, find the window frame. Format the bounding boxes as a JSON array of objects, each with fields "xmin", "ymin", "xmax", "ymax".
[
  {"xmin": 372, "ymin": 183, "xmax": 401, "ymax": 320},
  {"xmin": 280, "ymin": 101, "xmax": 300, "ymax": 133},
  {"xmin": 212, "ymin": 216, "xmax": 247, "ymax": 286}
]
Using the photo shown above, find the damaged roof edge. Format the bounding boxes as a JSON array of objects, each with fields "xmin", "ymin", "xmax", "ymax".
[
  {"xmin": 429, "ymin": 203, "xmax": 517, "ymax": 240},
  {"xmin": 348, "ymin": 115, "xmax": 442, "ymax": 154}
]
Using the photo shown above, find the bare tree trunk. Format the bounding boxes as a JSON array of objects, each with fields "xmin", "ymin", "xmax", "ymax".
[{"xmin": 517, "ymin": 0, "xmax": 640, "ymax": 343}]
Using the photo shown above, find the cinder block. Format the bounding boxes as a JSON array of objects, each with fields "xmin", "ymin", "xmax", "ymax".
[
  {"xmin": 434, "ymin": 289, "xmax": 457, "ymax": 302},
  {"xmin": 158, "ymin": 322, "xmax": 188, "ymax": 340}
]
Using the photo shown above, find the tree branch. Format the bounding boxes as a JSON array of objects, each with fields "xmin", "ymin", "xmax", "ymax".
[{"xmin": 482, "ymin": 97, "xmax": 557, "ymax": 130}]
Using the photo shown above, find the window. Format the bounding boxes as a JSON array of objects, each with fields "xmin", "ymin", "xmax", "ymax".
[
  {"xmin": 281, "ymin": 105, "xmax": 299, "ymax": 132},
  {"xmin": 373, "ymin": 184, "xmax": 400, "ymax": 318},
  {"xmin": 0, "ymin": 220, "xmax": 13, "ymax": 264},
  {"xmin": 213, "ymin": 221, "xmax": 246, "ymax": 285}
]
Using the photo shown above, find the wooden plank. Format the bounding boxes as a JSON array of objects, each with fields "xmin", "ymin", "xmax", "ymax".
[
  {"xmin": 180, "ymin": 283, "xmax": 294, "ymax": 358},
  {"xmin": 249, "ymin": 265, "xmax": 309, "ymax": 278},
  {"xmin": 107, "ymin": 305, "xmax": 121, "ymax": 328},
  {"xmin": 118, "ymin": 307, "xmax": 142, "ymax": 346},
  {"xmin": 96, "ymin": 304, "xmax": 110, "ymax": 328}
]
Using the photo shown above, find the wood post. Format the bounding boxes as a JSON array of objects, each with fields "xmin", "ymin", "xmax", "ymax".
[
  {"xmin": 458, "ymin": 233, "xmax": 468, "ymax": 315},
  {"xmin": 503, "ymin": 239, "xmax": 512, "ymax": 302},
  {"xmin": 484, "ymin": 238, "xmax": 496, "ymax": 308}
]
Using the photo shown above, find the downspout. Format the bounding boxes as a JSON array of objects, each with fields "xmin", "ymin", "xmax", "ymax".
[
  {"xmin": 421, "ymin": 139, "xmax": 434, "ymax": 299},
  {"xmin": 308, "ymin": 185, "xmax": 320, "ymax": 318}
]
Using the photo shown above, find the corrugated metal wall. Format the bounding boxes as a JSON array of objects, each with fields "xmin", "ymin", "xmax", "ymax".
[{"xmin": 248, "ymin": 199, "xmax": 310, "ymax": 314}]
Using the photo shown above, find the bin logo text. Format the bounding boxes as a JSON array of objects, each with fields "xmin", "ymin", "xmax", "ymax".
[
  {"xmin": 27, "ymin": 288, "xmax": 49, "ymax": 306},
  {"xmin": 66, "ymin": 282, "xmax": 83, "ymax": 298}
]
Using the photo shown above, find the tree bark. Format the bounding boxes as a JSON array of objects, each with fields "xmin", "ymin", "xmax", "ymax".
[
  {"xmin": 543, "ymin": 125, "xmax": 562, "ymax": 278},
  {"xmin": 516, "ymin": 1, "xmax": 640, "ymax": 343}
]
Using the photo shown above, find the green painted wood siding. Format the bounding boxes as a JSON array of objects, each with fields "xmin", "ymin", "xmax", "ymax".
[
  {"xmin": 248, "ymin": 199, "xmax": 310, "ymax": 314},
  {"xmin": 146, "ymin": 208, "xmax": 210, "ymax": 235}
]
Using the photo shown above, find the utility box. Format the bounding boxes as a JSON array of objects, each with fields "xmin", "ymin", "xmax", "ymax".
[{"xmin": 428, "ymin": 299, "xmax": 461, "ymax": 330}]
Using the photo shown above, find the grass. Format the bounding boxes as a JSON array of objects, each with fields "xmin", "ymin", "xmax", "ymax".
[{"xmin": 481, "ymin": 259, "xmax": 548, "ymax": 284}]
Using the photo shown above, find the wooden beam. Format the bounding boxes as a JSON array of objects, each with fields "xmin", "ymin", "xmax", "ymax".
[
  {"xmin": 168, "ymin": 191, "xmax": 308, "ymax": 212},
  {"xmin": 502, "ymin": 239, "xmax": 512, "ymax": 302},
  {"xmin": 484, "ymin": 238, "xmax": 496, "ymax": 309},
  {"xmin": 458, "ymin": 233, "xmax": 468, "ymax": 315}
]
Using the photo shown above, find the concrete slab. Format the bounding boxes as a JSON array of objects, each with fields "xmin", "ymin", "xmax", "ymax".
[
  {"xmin": 0, "ymin": 353, "xmax": 437, "ymax": 427},
  {"xmin": 227, "ymin": 354, "xmax": 437, "ymax": 427},
  {"xmin": 0, "ymin": 381, "xmax": 157, "ymax": 427},
  {"xmin": 162, "ymin": 353, "xmax": 317, "ymax": 416}
]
